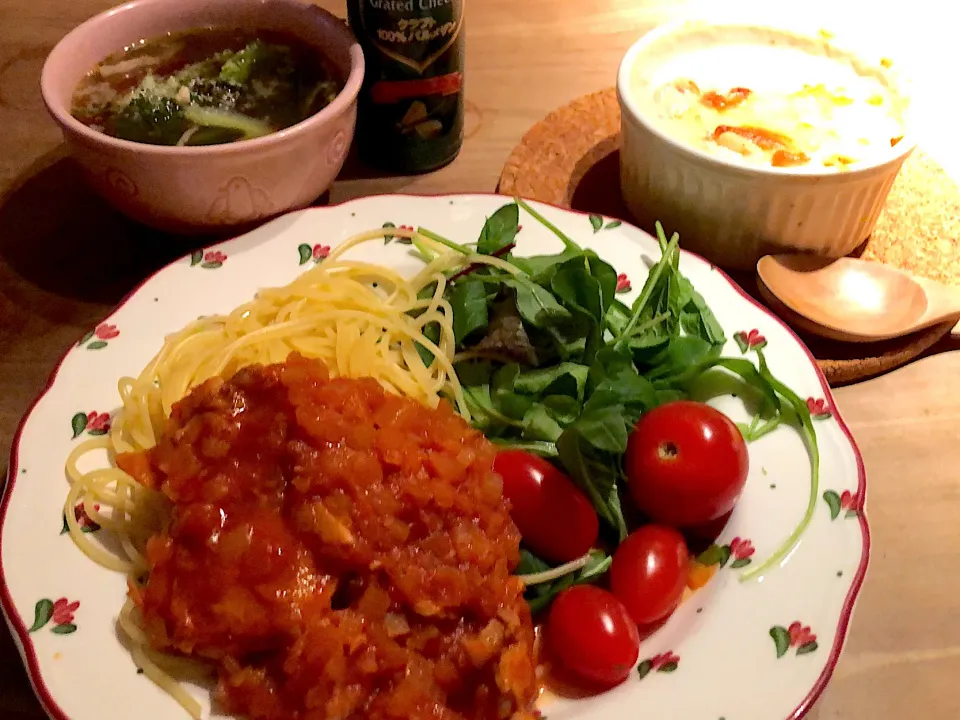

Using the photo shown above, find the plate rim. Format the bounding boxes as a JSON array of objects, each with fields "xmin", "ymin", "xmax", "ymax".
[{"xmin": 0, "ymin": 192, "xmax": 871, "ymax": 720}]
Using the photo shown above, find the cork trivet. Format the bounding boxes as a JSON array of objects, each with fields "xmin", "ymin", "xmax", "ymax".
[{"xmin": 498, "ymin": 87, "xmax": 960, "ymax": 385}]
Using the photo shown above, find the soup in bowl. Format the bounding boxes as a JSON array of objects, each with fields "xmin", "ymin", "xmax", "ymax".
[
  {"xmin": 42, "ymin": 0, "xmax": 364, "ymax": 233},
  {"xmin": 71, "ymin": 28, "xmax": 345, "ymax": 147}
]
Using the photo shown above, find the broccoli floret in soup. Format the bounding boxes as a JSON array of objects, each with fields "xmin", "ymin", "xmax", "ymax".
[{"xmin": 107, "ymin": 93, "xmax": 188, "ymax": 145}]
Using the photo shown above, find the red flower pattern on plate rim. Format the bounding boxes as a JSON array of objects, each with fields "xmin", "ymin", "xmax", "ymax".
[
  {"xmin": 840, "ymin": 490, "xmax": 860, "ymax": 511},
  {"xmin": 85, "ymin": 412, "xmax": 110, "ymax": 432},
  {"xmin": 313, "ymin": 244, "xmax": 331, "ymax": 260},
  {"xmin": 734, "ymin": 328, "xmax": 767, "ymax": 352},
  {"xmin": 71, "ymin": 410, "xmax": 112, "ymax": 439},
  {"xmin": 696, "ymin": 536, "xmax": 755, "ymax": 569},
  {"xmin": 637, "ymin": 650, "xmax": 680, "ymax": 679},
  {"xmin": 789, "ymin": 622, "xmax": 817, "ymax": 648},
  {"xmin": 616, "ymin": 273, "xmax": 631, "ymax": 293},
  {"xmin": 190, "ymin": 248, "xmax": 227, "ymax": 268},
  {"xmin": 27, "ymin": 597, "xmax": 79, "ymax": 635},
  {"xmin": 74, "ymin": 503, "xmax": 100, "ymax": 530},
  {"xmin": 771, "ymin": 621, "xmax": 819, "ymax": 658},
  {"xmin": 51, "ymin": 598, "xmax": 79, "ymax": 626},
  {"xmin": 77, "ymin": 323, "xmax": 119, "ymax": 350},
  {"xmin": 730, "ymin": 536, "xmax": 755, "ymax": 560},
  {"xmin": 0, "ymin": 194, "xmax": 870, "ymax": 720},
  {"xmin": 807, "ymin": 397, "xmax": 833, "ymax": 419},
  {"xmin": 61, "ymin": 502, "xmax": 101, "ymax": 535},
  {"xmin": 94, "ymin": 324, "xmax": 119, "ymax": 340},
  {"xmin": 823, "ymin": 488, "xmax": 861, "ymax": 520},
  {"xmin": 651, "ymin": 651, "xmax": 680, "ymax": 670}
]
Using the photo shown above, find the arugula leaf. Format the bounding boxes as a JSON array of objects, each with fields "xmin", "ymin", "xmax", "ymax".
[
  {"xmin": 643, "ymin": 336, "xmax": 723, "ymax": 385},
  {"xmin": 455, "ymin": 360, "xmax": 521, "ymax": 432},
  {"xmin": 549, "ymin": 253, "xmax": 619, "ymax": 363},
  {"xmin": 737, "ymin": 350, "xmax": 820, "ymax": 582},
  {"xmin": 490, "ymin": 438, "xmax": 560, "ymax": 457},
  {"xmin": 521, "ymin": 404, "xmax": 565, "ymax": 443},
  {"xmin": 590, "ymin": 254, "xmax": 620, "ymax": 319},
  {"xmin": 613, "ymin": 233, "xmax": 680, "ymax": 351},
  {"xmin": 539, "ymin": 319, "xmax": 591, "ymax": 363},
  {"xmin": 490, "ymin": 364, "xmax": 536, "ymax": 421},
  {"xmin": 455, "ymin": 358, "xmax": 495, "ymax": 387},
  {"xmin": 714, "ymin": 358, "xmax": 780, "ymax": 417},
  {"xmin": 510, "ymin": 249, "xmax": 583, "ymax": 281},
  {"xmin": 516, "ymin": 198, "xmax": 582, "ymax": 254},
  {"xmin": 678, "ymin": 280, "xmax": 725, "ymax": 345},
  {"xmin": 567, "ymin": 405, "xmax": 629, "ymax": 454},
  {"xmin": 414, "ymin": 321, "xmax": 442, "ymax": 368},
  {"xmin": 513, "ymin": 362, "xmax": 589, "ymax": 400},
  {"xmin": 477, "ymin": 203, "xmax": 520, "ymax": 256},
  {"xmin": 449, "ymin": 278, "xmax": 490, "ymax": 345},
  {"xmin": 416, "ymin": 227, "xmax": 471, "ymax": 255},
  {"xmin": 515, "ymin": 548, "xmax": 550, "ymax": 576},
  {"xmin": 550, "ymin": 254, "xmax": 616, "ymax": 318},
  {"xmin": 540, "ymin": 395, "xmax": 582, "ymax": 427},
  {"xmin": 684, "ymin": 350, "xmax": 820, "ymax": 583},
  {"xmin": 502, "ymin": 276, "xmax": 572, "ymax": 328},
  {"xmin": 584, "ymin": 348, "xmax": 658, "ymax": 420},
  {"xmin": 557, "ymin": 419, "xmax": 629, "ymax": 540},
  {"xmin": 551, "ymin": 265, "xmax": 600, "ymax": 319},
  {"xmin": 603, "ymin": 298, "xmax": 632, "ymax": 338},
  {"xmin": 461, "ymin": 384, "xmax": 501, "ymax": 431},
  {"xmin": 519, "ymin": 548, "xmax": 613, "ymax": 614}
]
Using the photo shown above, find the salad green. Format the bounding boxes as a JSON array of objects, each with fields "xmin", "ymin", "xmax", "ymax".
[{"xmin": 405, "ymin": 200, "xmax": 820, "ymax": 609}]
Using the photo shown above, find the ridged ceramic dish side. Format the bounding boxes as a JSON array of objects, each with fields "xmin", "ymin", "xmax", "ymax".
[{"xmin": 619, "ymin": 104, "xmax": 909, "ymax": 268}]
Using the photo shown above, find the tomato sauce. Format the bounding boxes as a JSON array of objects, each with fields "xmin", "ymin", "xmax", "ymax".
[{"xmin": 120, "ymin": 354, "xmax": 537, "ymax": 720}]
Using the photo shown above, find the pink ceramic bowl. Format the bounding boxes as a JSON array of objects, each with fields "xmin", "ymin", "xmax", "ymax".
[{"xmin": 41, "ymin": 0, "xmax": 364, "ymax": 233}]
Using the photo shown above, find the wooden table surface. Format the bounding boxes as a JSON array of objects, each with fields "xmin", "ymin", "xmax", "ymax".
[{"xmin": 2, "ymin": 0, "xmax": 959, "ymax": 718}]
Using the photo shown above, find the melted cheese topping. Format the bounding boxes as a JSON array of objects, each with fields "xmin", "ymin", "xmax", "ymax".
[{"xmin": 631, "ymin": 27, "xmax": 906, "ymax": 171}]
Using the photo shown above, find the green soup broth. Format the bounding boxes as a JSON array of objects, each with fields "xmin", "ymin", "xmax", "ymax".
[{"xmin": 70, "ymin": 28, "xmax": 345, "ymax": 146}]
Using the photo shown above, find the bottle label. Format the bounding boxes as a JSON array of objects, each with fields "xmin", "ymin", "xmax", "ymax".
[{"xmin": 356, "ymin": 0, "xmax": 464, "ymax": 75}]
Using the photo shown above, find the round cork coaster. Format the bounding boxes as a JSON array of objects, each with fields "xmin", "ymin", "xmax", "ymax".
[{"xmin": 498, "ymin": 88, "xmax": 960, "ymax": 386}]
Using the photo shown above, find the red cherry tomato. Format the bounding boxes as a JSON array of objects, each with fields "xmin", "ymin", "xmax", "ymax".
[
  {"xmin": 610, "ymin": 525, "xmax": 690, "ymax": 627},
  {"xmin": 494, "ymin": 450, "xmax": 599, "ymax": 564},
  {"xmin": 625, "ymin": 400, "xmax": 748, "ymax": 527},
  {"xmin": 547, "ymin": 585, "xmax": 640, "ymax": 687}
]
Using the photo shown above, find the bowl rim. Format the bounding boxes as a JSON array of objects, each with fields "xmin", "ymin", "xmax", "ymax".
[
  {"xmin": 40, "ymin": 0, "xmax": 365, "ymax": 157},
  {"xmin": 615, "ymin": 18, "xmax": 917, "ymax": 180}
]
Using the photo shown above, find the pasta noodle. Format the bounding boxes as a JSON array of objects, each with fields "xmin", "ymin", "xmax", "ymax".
[{"xmin": 62, "ymin": 226, "xmax": 508, "ymax": 718}]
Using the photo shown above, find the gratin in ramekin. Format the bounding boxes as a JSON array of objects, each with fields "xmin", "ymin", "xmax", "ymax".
[{"xmin": 616, "ymin": 20, "xmax": 915, "ymax": 270}]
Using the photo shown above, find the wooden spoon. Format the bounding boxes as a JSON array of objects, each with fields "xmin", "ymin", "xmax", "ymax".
[{"xmin": 756, "ymin": 254, "xmax": 960, "ymax": 343}]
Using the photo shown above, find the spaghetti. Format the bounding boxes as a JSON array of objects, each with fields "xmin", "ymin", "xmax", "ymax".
[{"xmin": 62, "ymin": 226, "xmax": 517, "ymax": 719}]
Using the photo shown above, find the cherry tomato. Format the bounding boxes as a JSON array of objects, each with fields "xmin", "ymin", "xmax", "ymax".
[
  {"xmin": 625, "ymin": 400, "xmax": 748, "ymax": 527},
  {"xmin": 494, "ymin": 450, "xmax": 599, "ymax": 564},
  {"xmin": 610, "ymin": 525, "xmax": 689, "ymax": 626},
  {"xmin": 546, "ymin": 585, "xmax": 640, "ymax": 687}
]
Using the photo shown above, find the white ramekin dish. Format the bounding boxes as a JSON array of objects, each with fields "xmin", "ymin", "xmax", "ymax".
[{"xmin": 616, "ymin": 20, "xmax": 915, "ymax": 270}]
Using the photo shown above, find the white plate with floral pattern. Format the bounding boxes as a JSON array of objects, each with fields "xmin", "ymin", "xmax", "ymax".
[{"xmin": 0, "ymin": 194, "xmax": 868, "ymax": 720}]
